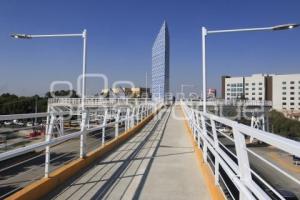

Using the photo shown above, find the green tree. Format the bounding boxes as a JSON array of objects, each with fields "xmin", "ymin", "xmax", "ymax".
[{"xmin": 269, "ymin": 110, "xmax": 300, "ymax": 138}]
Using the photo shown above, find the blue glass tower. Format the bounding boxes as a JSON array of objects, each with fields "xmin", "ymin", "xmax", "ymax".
[{"xmin": 152, "ymin": 21, "xmax": 170, "ymax": 102}]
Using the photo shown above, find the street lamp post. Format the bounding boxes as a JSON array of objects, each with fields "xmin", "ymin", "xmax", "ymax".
[
  {"xmin": 11, "ymin": 30, "xmax": 88, "ymax": 110},
  {"xmin": 202, "ymin": 23, "xmax": 299, "ymax": 113},
  {"xmin": 201, "ymin": 23, "xmax": 299, "ymax": 200},
  {"xmin": 11, "ymin": 30, "xmax": 88, "ymax": 178}
]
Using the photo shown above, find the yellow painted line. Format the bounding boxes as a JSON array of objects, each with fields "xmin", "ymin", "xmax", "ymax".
[
  {"xmin": 180, "ymin": 106, "xmax": 225, "ymax": 200},
  {"xmin": 5, "ymin": 108, "xmax": 162, "ymax": 200}
]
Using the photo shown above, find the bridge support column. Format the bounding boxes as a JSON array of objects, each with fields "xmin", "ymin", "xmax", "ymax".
[
  {"xmin": 80, "ymin": 110, "xmax": 88, "ymax": 158},
  {"xmin": 125, "ymin": 108, "xmax": 130, "ymax": 131},
  {"xmin": 102, "ymin": 109, "xmax": 108, "ymax": 146},
  {"xmin": 136, "ymin": 106, "xmax": 140, "ymax": 123},
  {"xmin": 140, "ymin": 105, "xmax": 144, "ymax": 120},
  {"xmin": 115, "ymin": 109, "xmax": 120, "ymax": 138},
  {"xmin": 56, "ymin": 115, "xmax": 64, "ymax": 137},
  {"xmin": 45, "ymin": 113, "xmax": 55, "ymax": 178},
  {"xmin": 131, "ymin": 107, "xmax": 136, "ymax": 127}
]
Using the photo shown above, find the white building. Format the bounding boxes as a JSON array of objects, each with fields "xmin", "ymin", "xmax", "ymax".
[
  {"xmin": 224, "ymin": 74, "xmax": 272, "ymax": 101},
  {"xmin": 244, "ymin": 74, "xmax": 266, "ymax": 101},
  {"xmin": 222, "ymin": 73, "xmax": 300, "ymax": 112},
  {"xmin": 272, "ymin": 74, "xmax": 300, "ymax": 111},
  {"xmin": 224, "ymin": 76, "xmax": 244, "ymax": 100}
]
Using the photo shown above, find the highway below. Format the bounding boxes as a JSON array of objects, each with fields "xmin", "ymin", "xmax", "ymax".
[
  {"xmin": 219, "ymin": 136, "xmax": 300, "ymax": 199},
  {"xmin": 0, "ymin": 126, "xmax": 120, "ymax": 199}
]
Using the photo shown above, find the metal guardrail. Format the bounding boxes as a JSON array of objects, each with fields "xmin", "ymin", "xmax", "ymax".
[
  {"xmin": 48, "ymin": 97, "xmax": 152, "ymax": 106},
  {"xmin": 181, "ymin": 101, "xmax": 300, "ymax": 200},
  {"xmin": 0, "ymin": 102, "xmax": 161, "ymax": 162},
  {"xmin": 185, "ymin": 99, "xmax": 273, "ymax": 107},
  {"xmin": 0, "ymin": 111, "xmax": 71, "ymax": 121},
  {"xmin": 0, "ymin": 101, "xmax": 163, "ymax": 198}
]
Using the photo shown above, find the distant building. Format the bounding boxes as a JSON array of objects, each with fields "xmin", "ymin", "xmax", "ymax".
[
  {"xmin": 222, "ymin": 74, "xmax": 272, "ymax": 101},
  {"xmin": 221, "ymin": 76, "xmax": 230, "ymax": 99},
  {"xmin": 100, "ymin": 87, "xmax": 150, "ymax": 98},
  {"xmin": 221, "ymin": 73, "xmax": 300, "ymax": 112},
  {"xmin": 272, "ymin": 74, "xmax": 300, "ymax": 111},
  {"xmin": 152, "ymin": 21, "xmax": 170, "ymax": 102},
  {"xmin": 207, "ymin": 88, "xmax": 217, "ymax": 99}
]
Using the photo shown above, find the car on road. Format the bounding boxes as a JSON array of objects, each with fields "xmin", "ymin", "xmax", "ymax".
[
  {"xmin": 13, "ymin": 120, "xmax": 25, "ymax": 126},
  {"xmin": 293, "ymin": 155, "xmax": 300, "ymax": 165},
  {"xmin": 4, "ymin": 121, "xmax": 12, "ymax": 126}
]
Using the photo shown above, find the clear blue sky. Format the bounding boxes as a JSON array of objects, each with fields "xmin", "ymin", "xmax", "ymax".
[{"xmin": 0, "ymin": 0, "xmax": 299, "ymax": 96}]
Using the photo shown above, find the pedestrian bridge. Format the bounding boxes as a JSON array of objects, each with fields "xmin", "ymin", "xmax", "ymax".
[
  {"xmin": 0, "ymin": 100, "xmax": 299, "ymax": 200},
  {"xmin": 47, "ymin": 106, "xmax": 213, "ymax": 200}
]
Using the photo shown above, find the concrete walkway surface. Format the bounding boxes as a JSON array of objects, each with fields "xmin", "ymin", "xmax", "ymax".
[{"xmin": 47, "ymin": 106, "xmax": 210, "ymax": 200}]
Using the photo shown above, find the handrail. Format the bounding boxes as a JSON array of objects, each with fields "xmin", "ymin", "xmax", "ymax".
[
  {"xmin": 184, "ymin": 99, "xmax": 273, "ymax": 106},
  {"xmin": 48, "ymin": 97, "xmax": 152, "ymax": 106},
  {"xmin": 0, "ymin": 102, "xmax": 161, "ymax": 162},
  {"xmin": 0, "ymin": 111, "xmax": 72, "ymax": 121},
  {"xmin": 181, "ymin": 100, "xmax": 299, "ymax": 200}
]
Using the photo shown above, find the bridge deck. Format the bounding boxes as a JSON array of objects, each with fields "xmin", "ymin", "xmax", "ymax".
[{"xmin": 47, "ymin": 106, "xmax": 210, "ymax": 200}]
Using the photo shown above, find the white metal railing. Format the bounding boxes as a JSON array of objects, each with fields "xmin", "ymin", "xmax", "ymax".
[
  {"xmin": 181, "ymin": 101, "xmax": 300, "ymax": 200},
  {"xmin": 48, "ymin": 97, "xmax": 152, "ymax": 106},
  {"xmin": 185, "ymin": 99, "xmax": 273, "ymax": 107},
  {"xmin": 0, "ymin": 101, "xmax": 163, "ymax": 198}
]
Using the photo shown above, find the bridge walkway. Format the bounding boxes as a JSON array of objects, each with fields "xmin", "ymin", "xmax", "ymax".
[{"xmin": 46, "ymin": 106, "xmax": 210, "ymax": 200}]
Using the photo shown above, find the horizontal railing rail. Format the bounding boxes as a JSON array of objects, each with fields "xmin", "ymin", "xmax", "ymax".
[
  {"xmin": 0, "ymin": 100, "xmax": 163, "ymax": 199},
  {"xmin": 48, "ymin": 97, "xmax": 152, "ymax": 106},
  {"xmin": 185, "ymin": 99, "xmax": 273, "ymax": 107},
  {"xmin": 0, "ymin": 111, "xmax": 73, "ymax": 121},
  {"xmin": 181, "ymin": 100, "xmax": 300, "ymax": 200}
]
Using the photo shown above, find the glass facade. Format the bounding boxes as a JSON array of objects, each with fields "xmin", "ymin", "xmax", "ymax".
[{"xmin": 152, "ymin": 21, "xmax": 170, "ymax": 102}]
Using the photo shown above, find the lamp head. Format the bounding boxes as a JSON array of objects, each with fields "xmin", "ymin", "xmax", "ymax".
[
  {"xmin": 272, "ymin": 23, "xmax": 299, "ymax": 31},
  {"xmin": 10, "ymin": 34, "xmax": 32, "ymax": 39}
]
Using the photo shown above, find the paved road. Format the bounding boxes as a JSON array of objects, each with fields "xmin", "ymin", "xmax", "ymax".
[
  {"xmin": 0, "ymin": 126, "xmax": 118, "ymax": 199},
  {"xmin": 249, "ymin": 147, "xmax": 300, "ymax": 198},
  {"xmin": 47, "ymin": 106, "xmax": 210, "ymax": 200},
  {"xmin": 218, "ymin": 136, "xmax": 300, "ymax": 198}
]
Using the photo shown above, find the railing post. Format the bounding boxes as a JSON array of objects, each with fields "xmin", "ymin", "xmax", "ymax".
[
  {"xmin": 191, "ymin": 111, "xmax": 196, "ymax": 139},
  {"xmin": 131, "ymin": 107, "xmax": 136, "ymax": 127},
  {"xmin": 210, "ymin": 117, "xmax": 220, "ymax": 185},
  {"xmin": 141, "ymin": 105, "xmax": 145, "ymax": 120},
  {"xmin": 140, "ymin": 105, "xmax": 143, "ymax": 121},
  {"xmin": 80, "ymin": 109, "xmax": 88, "ymax": 158},
  {"xmin": 115, "ymin": 109, "xmax": 120, "ymax": 137},
  {"xmin": 146, "ymin": 104, "xmax": 148, "ymax": 117},
  {"xmin": 125, "ymin": 108, "xmax": 130, "ymax": 131},
  {"xmin": 136, "ymin": 105, "xmax": 140, "ymax": 123},
  {"xmin": 232, "ymin": 124, "xmax": 253, "ymax": 199},
  {"xmin": 45, "ymin": 113, "xmax": 55, "ymax": 178},
  {"xmin": 201, "ymin": 114, "xmax": 208, "ymax": 162},
  {"xmin": 58, "ymin": 115, "xmax": 64, "ymax": 137},
  {"xmin": 102, "ymin": 109, "xmax": 108, "ymax": 146},
  {"xmin": 195, "ymin": 112, "xmax": 200, "ymax": 148}
]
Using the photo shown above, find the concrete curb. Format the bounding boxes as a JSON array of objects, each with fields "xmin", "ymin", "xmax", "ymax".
[{"xmin": 180, "ymin": 106, "xmax": 225, "ymax": 200}]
